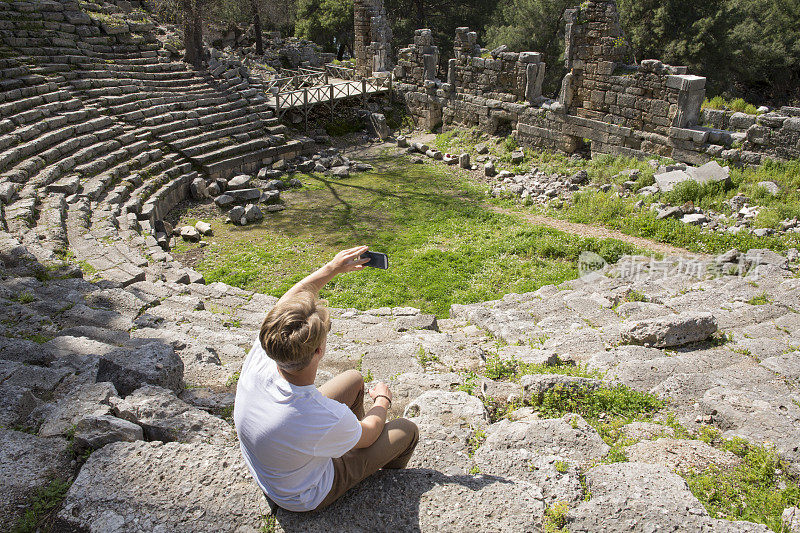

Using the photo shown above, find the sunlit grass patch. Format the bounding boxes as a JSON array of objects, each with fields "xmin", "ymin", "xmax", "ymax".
[{"xmin": 175, "ymin": 155, "xmax": 640, "ymax": 317}]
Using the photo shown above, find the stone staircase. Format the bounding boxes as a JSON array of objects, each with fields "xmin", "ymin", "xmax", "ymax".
[{"xmin": 0, "ymin": 0, "xmax": 315, "ymax": 287}]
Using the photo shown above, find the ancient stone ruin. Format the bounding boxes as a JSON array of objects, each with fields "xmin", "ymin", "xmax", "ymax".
[
  {"xmin": 354, "ymin": 0, "xmax": 393, "ymax": 78},
  {"xmin": 0, "ymin": 0, "xmax": 799, "ymax": 531},
  {"xmin": 394, "ymin": 0, "xmax": 800, "ymax": 166}
]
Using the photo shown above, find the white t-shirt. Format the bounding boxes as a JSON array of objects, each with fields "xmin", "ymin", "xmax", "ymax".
[{"xmin": 233, "ymin": 340, "xmax": 362, "ymax": 512}]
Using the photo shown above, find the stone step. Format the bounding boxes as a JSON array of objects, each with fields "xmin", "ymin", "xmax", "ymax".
[
  {"xmin": 202, "ymin": 139, "xmax": 306, "ymax": 180},
  {"xmin": 0, "ymin": 117, "xmax": 116, "ymax": 180}
]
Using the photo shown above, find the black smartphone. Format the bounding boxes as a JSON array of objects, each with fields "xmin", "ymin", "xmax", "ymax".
[{"xmin": 361, "ymin": 251, "xmax": 389, "ymax": 269}]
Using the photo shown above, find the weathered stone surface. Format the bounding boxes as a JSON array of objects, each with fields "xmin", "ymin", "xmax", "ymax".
[
  {"xmin": 56, "ymin": 441, "xmax": 265, "ymax": 532},
  {"xmin": 96, "ymin": 342, "xmax": 184, "ymax": 396},
  {"xmin": 37, "ymin": 382, "xmax": 118, "ymax": 437},
  {"xmin": 620, "ymin": 312, "xmax": 717, "ymax": 347},
  {"xmin": 0, "ymin": 429, "xmax": 71, "ymax": 527},
  {"xmin": 227, "ymin": 174, "xmax": 251, "ymax": 190},
  {"xmin": 194, "ymin": 221, "xmax": 213, "ymax": 235},
  {"xmin": 520, "ymin": 374, "xmax": 602, "ymax": 401},
  {"xmin": 180, "ymin": 226, "xmax": 200, "ymax": 242},
  {"xmin": 624, "ymin": 438, "xmax": 740, "ymax": 472},
  {"xmin": 331, "ymin": 165, "xmax": 350, "ymax": 178},
  {"xmin": 275, "ymin": 469, "xmax": 545, "ymax": 532},
  {"xmin": 403, "ymin": 390, "xmax": 488, "ymax": 430},
  {"xmin": 783, "ymin": 507, "xmax": 800, "ymax": 533},
  {"xmin": 112, "ymin": 385, "xmax": 234, "ymax": 444},
  {"xmin": 480, "ymin": 415, "xmax": 610, "ymax": 464},
  {"xmin": 72, "ymin": 414, "xmax": 144, "ymax": 454},
  {"xmin": 568, "ymin": 462, "xmax": 769, "ymax": 532},
  {"xmin": 0, "ymin": 383, "xmax": 42, "ymax": 428}
]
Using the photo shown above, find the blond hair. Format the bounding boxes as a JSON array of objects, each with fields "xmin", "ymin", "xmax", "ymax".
[{"xmin": 260, "ymin": 291, "xmax": 331, "ymax": 371}]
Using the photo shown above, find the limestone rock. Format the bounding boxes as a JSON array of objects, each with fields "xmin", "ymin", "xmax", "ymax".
[
  {"xmin": 520, "ymin": 374, "xmax": 602, "ymax": 402},
  {"xmin": 72, "ymin": 414, "xmax": 144, "ymax": 454},
  {"xmin": 112, "ymin": 385, "xmax": 233, "ymax": 444},
  {"xmin": 567, "ymin": 462, "xmax": 770, "ymax": 532},
  {"xmin": 190, "ymin": 177, "xmax": 208, "ymax": 199},
  {"xmin": 783, "ymin": 507, "xmax": 800, "ymax": 533},
  {"xmin": 620, "ymin": 312, "xmax": 717, "ymax": 347},
  {"xmin": 0, "ymin": 429, "xmax": 71, "ymax": 527},
  {"xmin": 227, "ymin": 174, "xmax": 251, "ymax": 190},
  {"xmin": 275, "ymin": 468, "xmax": 545, "ymax": 532},
  {"xmin": 480, "ymin": 416, "xmax": 609, "ymax": 464},
  {"xmin": 214, "ymin": 194, "xmax": 234, "ymax": 207},
  {"xmin": 96, "ymin": 342, "xmax": 184, "ymax": 396},
  {"xmin": 484, "ymin": 161, "xmax": 496, "ymax": 177},
  {"xmin": 404, "ymin": 390, "xmax": 488, "ymax": 431},
  {"xmin": 331, "ymin": 165, "xmax": 350, "ymax": 178},
  {"xmin": 180, "ymin": 226, "xmax": 200, "ymax": 242},
  {"xmin": 194, "ymin": 221, "xmax": 213, "ymax": 236},
  {"xmin": 624, "ymin": 438, "xmax": 741, "ymax": 472},
  {"xmin": 55, "ymin": 441, "xmax": 265, "ymax": 532},
  {"xmin": 37, "ymin": 382, "xmax": 118, "ymax": 438}
]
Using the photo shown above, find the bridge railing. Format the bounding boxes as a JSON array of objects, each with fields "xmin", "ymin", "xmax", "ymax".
[
  {"xmin": 325, "ymin": 63, "xmax": 357, "ymax": 80},
  {"xmin": 274, "ymin": 76, "xmax": 392, "ymax": 114},
  {"xmin": 265, "ymin": 70, "xmax": 329, "ymax": 93}
]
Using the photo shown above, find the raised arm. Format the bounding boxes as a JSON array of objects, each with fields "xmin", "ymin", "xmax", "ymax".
[{"xmin": 277, "ymin": 245, "xmax": 369, "ymax": 304}]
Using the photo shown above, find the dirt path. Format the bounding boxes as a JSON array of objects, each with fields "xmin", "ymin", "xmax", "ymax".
[
  {"xmin": 489, "ymin": 205, "xmax": 709, "ymax": 258},
  {"xmin": 343, "ymin": 136, "xmax": 708, "ymax": 258}
]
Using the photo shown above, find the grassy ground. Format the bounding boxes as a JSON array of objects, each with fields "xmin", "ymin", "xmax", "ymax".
[
  {"xmin": 434, "ymin": 127, "xmax": 800, "ymax": 255},
  {"xmin": 173, "ymin": 153, "xmax": 640, "ymax": 317}
]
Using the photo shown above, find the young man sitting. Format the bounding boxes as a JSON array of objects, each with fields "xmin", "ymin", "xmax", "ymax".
[{"xmin": 234, "ymin": 246, "xmax": 419, "ymax": 512}]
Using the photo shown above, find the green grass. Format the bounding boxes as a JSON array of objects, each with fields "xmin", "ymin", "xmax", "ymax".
[
  {"xmin": 543, "ymin": 501, "xmax": 570, "ymax": 533},
  {"xmin": 176, "ymin": 154, "xmax": 640, "ymax": 318},
  {"xmin": 529, "ymin": 383, "xmax": 664, "ymax": 422},
  {"xmin": 436, "ymin": 127, "xmax": 800, "ymax": 254},
  {"xmin": 10, "ymin": 478, "xmax": 72, "ymax": 533},
  {"xmin": 746, "ymin": 292, "xmax": 771, "ymax": 305},
  {"xmin": 702, "ymin": 96, "xmax": 761, "ymax": 115},
  {"xmin": 483, "ymin": 355, "xmax": 603, "ymax": 382},
  {"xmin": 683, "ymin": 436, "xmax": 800, "ymax": 531}
]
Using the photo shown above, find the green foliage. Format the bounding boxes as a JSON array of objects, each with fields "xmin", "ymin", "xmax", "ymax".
[
  {"xmin": 746, "ymin": 292, "xmax": 771, "ymax": 305},
  {"xmin": 543, "ymin": 501, "xmax": 570, "ymax": 533},
  {"xmin": 295, "ymin": 0, "xmax": 353, "ymax": 54},
  {"xmin": 10, "ymin": 478, "xmax": 72, "ymax": 533},
  {"xmin": 703, "ymin": 96, "xmax": 760, "ymax": 114},
  {"xmin": 683, "ymin": 439, "xmax": 800, "ymax": 531},
  {"xmin": 554, "ymin": 460, "xmax": 569, "ymax": 473},
  {"xmin": 529, "ymin": 384, "xmax": 664, "ymax": 422},
  {"xmin": 467, "ymin": 427, "xmax": 486, "ymax": 456},
  {"xmin": 225, "ymin": 371, "xmax": 241, "ymax": 388},
  {"xmin": 483, "ymin": 355, "xmax": 603, "ymax": 382},
  {"xmin": 662, "ymin": 179, "xmax": 733, "ymax": 208},
  {"xmin": 416, "ymin": 346, "xmax": 440, "ymax": 368},
  {"xmin": 260, "ymin": 513, "xmax": 278, "ymax": 533},
  {"xmin": 12, "ymin": 291, "xmax": 35, "ymax": 304}
]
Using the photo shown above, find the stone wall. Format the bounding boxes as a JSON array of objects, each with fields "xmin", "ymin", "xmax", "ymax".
[
  {"xmin": 353, "ymin": 0, "xmax": 392, "ymax": 78},
  {"xmin": 392, "ymin": 0, "xmax": 800, "ymax": 165}
]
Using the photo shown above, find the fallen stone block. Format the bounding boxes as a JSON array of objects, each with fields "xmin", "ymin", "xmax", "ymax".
[
  {"xmin": 620, "ymin": 312, "xmax": 717, "ymax": 347},
  {"xmin": 96, "ymin": 342, "xmax": 184, "ymax": 396}
]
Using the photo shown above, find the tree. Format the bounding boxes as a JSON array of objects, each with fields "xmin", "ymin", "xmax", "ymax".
[
  {"xmin": 295, "ymin": 0, "xmax": 354, "ymax": 58},
  {"xmin": 251, "ymin": 0, "xmax": 263, "ymax": 54},
  {"xmin": 618, "ymin": 0, "xmax": 733, "ymax": 95},
  {"xmin": 727, "ymin": 0, "xmax": 800, "ymax": 103},
  {"xmin": 182, "ymin": 0, "xmax": 206, "ymax": 67}
]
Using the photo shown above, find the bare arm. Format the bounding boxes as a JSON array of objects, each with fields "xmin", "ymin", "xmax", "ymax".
[
  {"xmin": 354, "ymin": 382, "xmax": 392, "ymax": 449},
  {"xmin": 277, "ymin": 245, "xmax": 369, "ymax": 305}
]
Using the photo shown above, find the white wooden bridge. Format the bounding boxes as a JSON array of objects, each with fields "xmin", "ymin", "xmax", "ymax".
[{"xmin": 264, "ymin": 65, "xmax": 392, "ymax": 121}]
